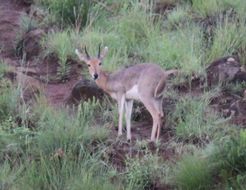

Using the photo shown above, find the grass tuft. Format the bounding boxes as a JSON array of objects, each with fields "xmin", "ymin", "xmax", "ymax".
[{"xmin": 175, "ymin": 154, "xmax": 213, "ymax": 190}]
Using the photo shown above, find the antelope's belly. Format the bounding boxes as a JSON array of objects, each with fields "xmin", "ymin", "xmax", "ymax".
[{"xmin": 126, "ymin": 85, "xmax": 140, "ymax": 100}]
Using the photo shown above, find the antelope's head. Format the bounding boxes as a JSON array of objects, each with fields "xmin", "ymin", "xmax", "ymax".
[{"xmin": 75, "ymin": 45, "xmax": 108, "ymax": 80}]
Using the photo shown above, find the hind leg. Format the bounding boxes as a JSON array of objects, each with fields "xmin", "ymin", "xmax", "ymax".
[
  {"xmin": 142, "ymin": 98, "xmax": 162, "ymax": 142},
  {"xmin": 154, "ymin": 99, "xmax": 164, "ymax": 141},
  {"xmin": 125, "ymin": 100, "xmax": 133, "ymax": 141}
]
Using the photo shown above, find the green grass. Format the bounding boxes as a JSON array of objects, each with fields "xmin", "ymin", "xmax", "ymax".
[
  {"xmin": 125, "ymin": 153, "xmax": 171, "ymax": 190},
  {"xmin": 43, "ymin": 30, "xmax": 74, "ymax": 79},
  {"xmin": 36, "ymin": 0, "xmax": 91, "ymax": 29},
  {"xmin": 171, "ymin": 92, "xmax": 219, "ymax": 141},
  {"xmin": 210, "ymin": 130, "xmax": 246, "ymax": 180},
  {"xmin": 166, "ymin": 5, "xmax": 191, "ymax": 29},
  {"xmin": 175, "ymin": 154, "xmax": 213, "ymax": 190},
  {"xmin": 0, "ymin": 94, "xmax": 116, "ymax": 189},
  {"xmin": 0, "ymin": 61, "xmax": 16, "ymax": 120},
  {"xmin": 191, "ymin": 0, "xmax": 226, "ymax": 17},
  {"xmin": 206, "ymin": 16, "xmax": 246, "ymax": 64}
]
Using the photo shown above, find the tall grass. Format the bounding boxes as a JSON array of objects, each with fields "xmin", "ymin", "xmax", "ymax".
[
  {"xmin": 191, "ymin": 0, "xmax": 226, "ymax": 17},
  {"xmin": 43, "ymin": 31, "xmax": 74, "ymax": 78},
  {"xmin": 172, "ymin": 92, "xmax": 219, "ymax": 141},
  {"xmin": 166, "ymin": 5, "xmax": 191, "ymax": 29},
  {"xmin": 37, "ymin": 0, "xmax": 91, "ymax": 29},
  {"xmin": 175, "ymin": 154, "xmax": 213, "ymax": 190},
  {"xmin": 206, "ymin": 16, "xmax": 246, "ymax": 64},
  {"xmin": 0, "ymin": 96, "xmax": 115, "ymax": 189},
  {"xmin": 145, "ymin": 24, "xmax": 204, "ymax": 73},
  {"xmin": 0, "ymin": 79, "xmax": 17, "ymax": 121},
  {"xmin": 125, "ymin": 154, "xmax": 171, "ymax": 190}
]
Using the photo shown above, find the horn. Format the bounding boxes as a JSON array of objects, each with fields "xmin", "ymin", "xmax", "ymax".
[
  {"xmin": 98, "ymin": 44, "xmax": 101, "ymax": 58},
  {"xmin": 84, "ymin": 46, "xmax": 90, "ymax": 59}
]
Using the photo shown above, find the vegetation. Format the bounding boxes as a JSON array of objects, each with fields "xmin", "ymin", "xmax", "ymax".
[{"xmin": 1, "ymin": 0, "xmax": 246, "ymax": 189}]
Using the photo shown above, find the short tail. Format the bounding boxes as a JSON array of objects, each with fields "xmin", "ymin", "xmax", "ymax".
[
  {"xmin": 154, "ymin": 69, "xmax": 178, "ymax": 98},
  {"xmin": 154, "ymin": 75, "xmax": 166, "ymax": 98}
]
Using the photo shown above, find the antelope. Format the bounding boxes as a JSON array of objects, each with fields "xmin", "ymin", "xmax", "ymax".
[{"xmin": 75, "ymin": 45, "xmax": 177, "ymax": 142}]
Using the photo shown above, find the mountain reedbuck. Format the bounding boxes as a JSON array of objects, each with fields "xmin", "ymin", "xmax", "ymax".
[{"xmin": 75, "ymin": 46, "xmax": 177, "ymax": 142}]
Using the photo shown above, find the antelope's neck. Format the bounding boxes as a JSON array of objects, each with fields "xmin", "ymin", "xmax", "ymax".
[{"xmin": 95, "ymin": 70, "xmax": 111, "ymax": 93}]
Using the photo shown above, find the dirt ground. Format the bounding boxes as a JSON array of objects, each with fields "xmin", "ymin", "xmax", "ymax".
[{"xmin": 0, "ymin": 0, "xmax": 81, "ymax": 107}]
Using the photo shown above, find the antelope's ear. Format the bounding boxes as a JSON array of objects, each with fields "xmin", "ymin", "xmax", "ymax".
[
  {"xmin": 75, "ymin": 49, "xmax": 88, "ymax": 62},
  {"xmin": 100, "ymin": 46, "xmax": 108, "ymax": 59}
]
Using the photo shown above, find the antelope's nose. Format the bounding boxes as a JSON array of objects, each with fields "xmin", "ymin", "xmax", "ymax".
[{"xmin": 93, "ymin": 73, "xmax": 98, "ymax": 80}]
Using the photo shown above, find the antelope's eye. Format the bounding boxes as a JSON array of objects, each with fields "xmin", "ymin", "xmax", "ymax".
[
  {"xmin": 99, "ymin": 62, "xmax": 102, "ymax": 66},
  {"xmin": 88, "ymin": 64, "xmax": 91, "ymax": 67}
]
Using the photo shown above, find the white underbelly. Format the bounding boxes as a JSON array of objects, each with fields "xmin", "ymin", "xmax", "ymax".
[
  {"xmin": 126, "ymin": 85, "xmax": 140, "ymax": 100},
  {"xmin": 110, "ymin": 92, "xmax": 117, "ymax": 100}
]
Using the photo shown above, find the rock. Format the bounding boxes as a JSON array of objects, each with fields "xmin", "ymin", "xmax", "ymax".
[
  {"xmin": 16, "ymin": 28, "xmax": 45, "ymax": 61},
  {"xmin": 232, "ymin": 71, "xmax": 246, "ymax": 83},
  {"xmin": 206, "ymin": 56, "xmax": 241, "ymax": 86},
  {"xmin": 65, "ymin": 79, "xmax": 105, "ymax": 104}
]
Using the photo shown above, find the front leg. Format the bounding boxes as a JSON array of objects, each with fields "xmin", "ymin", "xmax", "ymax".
[{"xmin": 117, "ymin": 94, "xmax": 125, "ymax": 137}]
